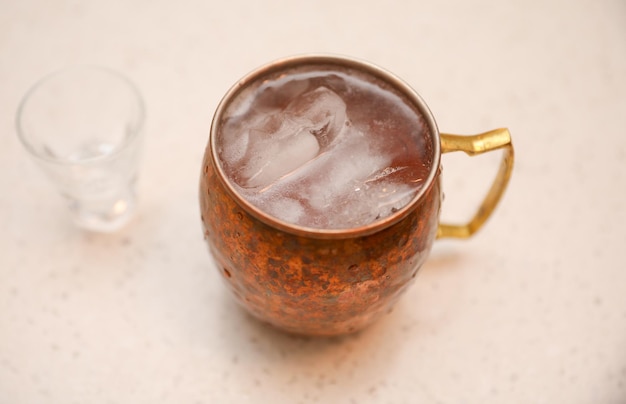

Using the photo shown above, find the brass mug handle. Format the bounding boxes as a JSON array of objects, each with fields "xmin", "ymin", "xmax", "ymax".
[{"xmin": 437, "ymin": 128, "xmax": 515, "ymax": 239}]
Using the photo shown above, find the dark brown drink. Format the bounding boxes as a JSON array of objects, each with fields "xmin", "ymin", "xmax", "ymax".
[{"xmin": 216, "ymin": 63, "xmax": 434, "ymax": 229}]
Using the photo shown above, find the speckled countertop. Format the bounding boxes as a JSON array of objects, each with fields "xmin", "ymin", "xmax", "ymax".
[{"xmin": 1, "ymin": 1, "xmax": 625, "ymax": 403}]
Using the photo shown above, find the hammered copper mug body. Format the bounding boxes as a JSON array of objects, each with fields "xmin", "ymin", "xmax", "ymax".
[{"xmin": 199, "ymin": 55, "xmax": 514, "ymax": 336}]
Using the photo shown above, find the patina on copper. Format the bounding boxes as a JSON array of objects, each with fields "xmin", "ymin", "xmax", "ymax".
[{"xmin": 199, "ymin": 55, "xmax": 514, "ymax": 336}]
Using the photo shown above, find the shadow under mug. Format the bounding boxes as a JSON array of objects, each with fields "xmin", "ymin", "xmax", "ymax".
[{"xmin": 200, "ymin": 55, "xmax": 514, "ymax": 336}]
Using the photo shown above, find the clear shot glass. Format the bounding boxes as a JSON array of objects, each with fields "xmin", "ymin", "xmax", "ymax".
[{"xmin": 16, "ymin": 66, "xmax": 145, "ymax": 232}]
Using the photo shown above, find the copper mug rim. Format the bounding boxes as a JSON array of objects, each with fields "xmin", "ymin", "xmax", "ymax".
[{"xmin": 209, "ymin": 54, "xmax": 442, "ymax": 239}]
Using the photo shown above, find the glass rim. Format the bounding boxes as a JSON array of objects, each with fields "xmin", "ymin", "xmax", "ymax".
[
  {"xmin": 15, "ymin": 65, "xmax": 146, "ymax": 166},
  {"xmin": 209, "ymin": 54, "xmax": 442, "ymax": 238}
]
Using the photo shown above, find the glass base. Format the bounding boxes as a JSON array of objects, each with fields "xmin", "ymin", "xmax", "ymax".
[{"xmin": 66, "ymin": 194, "xmax": 136, "ymax": 233}]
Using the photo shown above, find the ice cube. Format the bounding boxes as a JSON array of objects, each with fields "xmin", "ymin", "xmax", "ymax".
[
  {"xmin": 284, "ymin": 86, "xmax": 347, "ymax": 148},
  {"xmin": 361, "ymin": 165, "xmax": 423, "ymax": 220},
  {"xmin": 304, "ymin": 130, "xmax": 386, "ymax": 211},
  {"xmin": 259, "ymin": 196, "xmax": 306, "ymax": 225},
  {"xmin": 237, "ymin": 86, "xmax": 348, "ymax": 189},
  {"xmin": 242, "ymin": 125, "xmax": 320, "ymax": 189}
]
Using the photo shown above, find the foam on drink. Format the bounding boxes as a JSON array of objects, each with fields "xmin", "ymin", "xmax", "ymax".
[{"xmin": 217, "ymin": 64, "xmax": 433, "ymax": 229}]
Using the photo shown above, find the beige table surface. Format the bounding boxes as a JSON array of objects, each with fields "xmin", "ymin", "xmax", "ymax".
[{"xmin": 1, "ymin": 1, "xmax": 625, "ymax": 403}]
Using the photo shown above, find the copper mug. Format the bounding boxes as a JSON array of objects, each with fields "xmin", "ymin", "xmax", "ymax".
[{"xmin": 199, "ymin": 55, "xmax": 514, "ymax": 336}]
